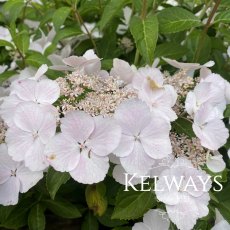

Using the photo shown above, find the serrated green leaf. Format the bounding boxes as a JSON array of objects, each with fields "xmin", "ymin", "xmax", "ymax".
[
  {"xmin": 28, "ymin": 204, "xmax": 45, "ymax": 230},
  {"xmin": 130, "ymin": 14, "xmax": 158, "ymax": 65},
  {"xmin": 81, "ymin": 211, "xmax": 99, "ymax": 230},
  {"xmin": 53, "ymin": 7, "xmax": 71, "ymax": 31},
  {"xmin": 158, "ymin": 7, "xmax": 202, "ymax": 34},
  {"xmin": 154, "ymin": 42, "xmax": 188, "ymax": 59},
  {"xmin": 214, "ymin": 10, "xmax": 230, "ymax": 24},
  {"xmin": 42, "ymin": 199, "xmax": 81, "ymax": 219},
  {"xmin": 99, "ymin": 0, "xmax": 127, "ymax": 30},
  {"xmin": 112, "ymin": 187, "xmax": 156, "ymax": 220},
  {"xmin": 172, "ymin": 117, "xmax": 195, "ymax": 138},
  {"xmin": 46, "ymin": 167, "xmax": 70, "ymax": 200}
]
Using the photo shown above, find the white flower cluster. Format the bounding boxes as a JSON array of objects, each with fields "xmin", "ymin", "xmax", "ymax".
[{"xmin": 0, "ymin": 50, "xmax": 229, "ymax": 230}]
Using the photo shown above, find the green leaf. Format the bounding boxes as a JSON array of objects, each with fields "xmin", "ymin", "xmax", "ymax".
[
  {"xmin": 154, "ymin": 42, "xmax": 188, "ymax": 60},
  {"xmin": 46, "ymin": 167, "xmax": 70, "ymax": 200},
  {"xmin": 3, "ymin": 0, "xmax": 25, "ymax": 22},
  {"xmin": 98, "ymin": 207, "xmax": 127, "ymax": 227},
  {"xmin": 130, "ymin": 14, "xmax": 158, "ymax": 65},
  {"xmin": 25, "ymin": 52, "xmax": 52, "ymax": 67},
  {"xmin": 2, "ymin": 198, "xmax": 35, "ymax": 229},
  {"xmin": 0, "ymin": 206, "xmax": 14, "ymax": 224},
  {"xmin": 53, "ymin": 27, "xmax": 82, "ymax": 44},
  {"xmin": 85, "ymin": 183, "xmax": 108, "ymax": 217},
  {"xmin": 0, "ymin": 70, "xmax": 17, "ymax": 84},
  {"xmin": 112, "ymin": 187, "xmax": 156, "ymax": 220},
  {"xmin": 42, "ymin": 199, "xmax": 81, "ymax": 219},
  {"xmin": 172, "ymin": 117, "xmax": 195, "ymax": 138},
  {"xmin": 14, "ymin": 30, "xmax": 30, "ymax": 55},
  {"xmin": 214, "ymin": 10, "xmax": 230, "ymax": 24},
  {"xmin": 0, "ymin": 39, "xmax": 15, "ymax": 49},
  {"xmin": 53, "ymin": 7, "xmax": 71, "ymax": 31},
  {"xmin": 157, "ymin": 7, "xmax": 202, "ymax": 34},
  {"xmin": 28, "ymin": 204, "xmax": 45, "ymax": 230},
  {"xmin": 112, "ymin": 227, "xmax": 131, "ymax": 230},
  {"xmin": 99, "ymin": 0, "xmax": 127, "ymax": 30},
  {"xmin": 224, "ymin": 104, "xmax": 230, "ymax": 118},
  {"xmin": 81, "ymin": 211, "xmax": 99, "ymax": 230},
  {"xmin": 185, "ymin": 30, "xmax": 211, "ymax": 63}
]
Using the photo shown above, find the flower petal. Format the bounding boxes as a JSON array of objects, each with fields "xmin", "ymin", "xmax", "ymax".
[
  {"xmin": 87, "ymin": 116, "xmax": 121, "ymax": 156},
  {"xmin": 120, "ymin": 141, "xmax": 155, "ymax": 175},
  {"xmin": 45, "ymin": 133, "xmax": 80, "ymax": 172},
  {"xmin": 114, "ymin": 99, "xmax": 151, "ymax": 136},
  {"xmin": 35, "ymin": 79, "xmax": 60, "ymax": 104},
  {"xmin": 17, "ymin": 164, "xmax": 43, "ymax": 193},
  {"xmin": 61, "ymin": 111, "xmax": 94, "ymax": 143},
  {"xmin": 70, "ymin": 152, "xmax": 109, "ymax": 184},
  {"xmin": 0, "ymin": 177, "xmax": 20, "ymax": 206}
]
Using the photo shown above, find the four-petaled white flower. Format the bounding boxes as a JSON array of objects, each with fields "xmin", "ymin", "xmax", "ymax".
[
  {"xmin": 50, "ymin": 49, "xmax": 108, "ymax": 77},
  {"xmin": 29, "ymin": 28, "xmax": 56, "ymax": 54},
  {"xmin": 156, "ymin": 157, "xmax": 212, "ymax": 230},
  {"xmin": 116, "ymin": 7, "xmax": 132, "ymax": 35},
  {"xmin": 0, "ymin": 143, "xmax": 43, "ymax": 206},
  {"xmin": 192, "ymin": 103, "xmax": 229, "ymax": 150},
  {"xmin": 45, "ymin": 111, "xmax": 121, "ymax": 184},
  {"xmin": 114, "ymin": 99, "xmax": 172, "ymax": 175},
  {"xmin": 201, "ymin": 73, "xmax": 230, "ymax": 104},
  {"xmin": 6, "ymin": 102, "xmax": 57, "ymax": 171},
  {"xmin": 0, "ymin": 65, "xmax": 59, "ymax": 126},
  {"xmin": 132, "ymin": 209, "xmax": 170, "ymax": 230},
  {"xmin": 0, "ymin": 26, "xmax": 12, "ymax": 42},
  {"xmin": 110, "ymin": 58, "xmax": 136, "ymax": 85},
  {"xmin": 133, "ymin": 66, "xmax": 177, "ymax": 122},
  {"xmin": 185, "ymin": 82, "xmax": 226, "ymax": 118}
]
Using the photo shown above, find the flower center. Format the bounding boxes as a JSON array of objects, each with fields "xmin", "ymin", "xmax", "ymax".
[{"xmin": 11, "ymin": 169, "xmax": 17, "ymax": 177}]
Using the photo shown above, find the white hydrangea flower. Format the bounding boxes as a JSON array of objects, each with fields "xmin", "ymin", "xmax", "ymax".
[
  {"xmin": 110, "ymin": 58, "xmax": 136, "ymax": 85},
  {"xmin": 48, "ymin": 44, "xmax": 71, "ymax": 66},
  {"xmin": 156, "ymin": 157, "xmax": 212, "ymax": 230},
  {"xmin": 116, "ymin": 6, "xmax": 132, "ymax": 35},
  {"xmin": 185, "ymin": 82, "xmax": 226, "ymax": 118},
  {"xmin": 211, "ymin": 209, "xmax": 230, "ymax": 230},
  {"xmin": 201, "ymin": 73, "xmax": 230, "ymax": 104},
  {"xmin": 0, "ymin": 65, "xmax": 59, "ymax": 126},
  {"xmin": 5, "ymin": 102, "xmax": 57, "ymax": 171},
  {"xmin": 227, "ymin": 47, "xmax": 230, "ymax": 58},
  {"xmin": 50, "ymin": 49, "xmax": 108, "ymax": 77},
  {"xmin": 0, "ymin": 65, "xmax": 7, "ymax": 74},
  {"xmin": 80, "ymin": 22, "xmax": 103, "ymax": 39},
  {"xmin": 29, "ymin": 28, "xmax": 56, "ymax": 54},
  {"xmin": 0, "ymin": 143, "xmax": 43, "ymax": 206},
  {"xmin": 45, "ymin": 111, "xmax": 121, "ymax": 184},
  {"xmin": 0, "ymin": 26, "xmax": 12, "ymax": 42},
  {"xmin": 192, "ymin": 103, "xmax": 229, "ymax": 150},
  {"xmin": 132, "ymin": 209, "xmax": 170, "ymax": 230},
  {"xmin": 162, "ymin": 57, "xmax": 214, "ymax": 76},
  {"xmin": 133, "ymin": 66, "xmax": 177, "ymax": 122},
  {"xmin": 114, "ymin": 99, "xmax": 172, "ymax": 175},
  {"xmin": 206, "ymin": 151, "xmax": 226, "ymax": 173}
]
